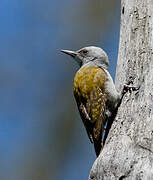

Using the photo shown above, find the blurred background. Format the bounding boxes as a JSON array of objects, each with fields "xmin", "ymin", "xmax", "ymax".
[{"xmin": 0, "ymin": 0, "xmax": 120, "ymax": 179}]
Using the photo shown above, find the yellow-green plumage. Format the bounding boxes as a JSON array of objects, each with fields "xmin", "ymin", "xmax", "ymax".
[
  {"xmin": 61, "ymin": 46, "xmax": 120, "ymax": 156},
  {"xmin": 73, "ymin": 66, "xmax": 107, "ymax": 156}
]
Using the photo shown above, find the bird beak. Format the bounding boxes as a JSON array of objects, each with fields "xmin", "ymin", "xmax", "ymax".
[{"xmin": 61, "ymin": 50, "xmax": 77, "ymax": 58}]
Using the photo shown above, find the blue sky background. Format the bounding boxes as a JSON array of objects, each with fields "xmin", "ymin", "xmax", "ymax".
[{"xmin": 0, "ymin": 0, "xmax": 120, "ymax": 179}]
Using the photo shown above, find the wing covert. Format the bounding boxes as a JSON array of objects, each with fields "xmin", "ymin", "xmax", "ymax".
[{"xmin": 73, "ymin": 66, "xmax": 107, "ymax": 155}]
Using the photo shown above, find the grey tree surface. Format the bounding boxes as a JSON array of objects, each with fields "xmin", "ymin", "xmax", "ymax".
[{"xmin": 89, "ymin": 0, "xmax": 153, "ymax": 179}]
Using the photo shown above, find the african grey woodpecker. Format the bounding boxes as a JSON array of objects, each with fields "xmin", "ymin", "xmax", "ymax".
[{"xmin": 61, "ymin": 46, "xmax": 123, "ymax": 156}]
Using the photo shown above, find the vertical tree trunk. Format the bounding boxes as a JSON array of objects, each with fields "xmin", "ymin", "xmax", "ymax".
[{"xmin": 89, "ymin": 0, "xmax": 153, "ymax": 179}]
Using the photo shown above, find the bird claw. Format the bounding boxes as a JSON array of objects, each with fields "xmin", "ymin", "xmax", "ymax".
[{"xmin": 122, "ymin": 84, "xmax": 139, "ymax": 95}]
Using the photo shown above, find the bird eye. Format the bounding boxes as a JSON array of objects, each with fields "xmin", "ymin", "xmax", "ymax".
[
  {"xmin": 79, "ymin": 49, "xmax": 88, "ymax": 56},
  {"xmin": 82, "ymin": 50, "xmax": 88, "ymax": 54},
  {"xmin": 78, "ymin": 49, "xmax": 88, "ymax": 57}
]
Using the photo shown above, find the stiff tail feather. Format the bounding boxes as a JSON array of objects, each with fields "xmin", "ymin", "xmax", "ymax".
[{"xmin": 93, "ymin": 138, "xmax": 103, "ymax": 157}]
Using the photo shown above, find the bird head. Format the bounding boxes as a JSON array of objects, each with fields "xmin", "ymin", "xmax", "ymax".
[{"xmin": 61, "ymin": 46, "xmax": 109, "ymax": 70}]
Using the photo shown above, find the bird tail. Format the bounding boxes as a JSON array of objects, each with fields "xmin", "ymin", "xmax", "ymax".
[{"xmin": 93, "ymin": 137, "xmax": 103, "ymax": 157}]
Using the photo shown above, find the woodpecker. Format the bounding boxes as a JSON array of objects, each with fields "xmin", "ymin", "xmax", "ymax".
[{"xmin": 61, "ymin": 46, "xmax": 121, "ymax": 156}]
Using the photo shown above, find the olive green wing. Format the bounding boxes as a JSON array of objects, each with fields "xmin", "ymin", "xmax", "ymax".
[
  {"xmin": 90, "ymin": 85, "xmax": 107, "ymax": 156},
  {"xmin": 74, "ymin": 68, "xmax": 107, "ymax": 156},
  {"xmin": 73, "ymin": 92, "xmax": 94, "ymax": 143}
]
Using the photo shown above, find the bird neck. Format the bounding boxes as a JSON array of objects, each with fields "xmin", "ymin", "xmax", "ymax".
[
  {"xmin": 97, "ymin": 63, "xmax": 108, "ymax": 70},
  {"xmin": 81, "ymin": 61, "xmax": 108, "ymax": 70}
]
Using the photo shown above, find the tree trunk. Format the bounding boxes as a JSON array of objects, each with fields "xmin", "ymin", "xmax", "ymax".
[{"xmin": 89, "ymin": 0, "xmax": 153, "ymax": 179}]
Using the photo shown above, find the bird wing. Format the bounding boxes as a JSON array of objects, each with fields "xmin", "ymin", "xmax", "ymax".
[{"xmin": 73, "ymin": 66, "xmax": 107, "ymax": 155}]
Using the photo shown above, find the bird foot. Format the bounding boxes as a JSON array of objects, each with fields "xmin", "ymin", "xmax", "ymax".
[{"xmin": 121, "ymin": 84, "xmax": 139, "ymax": 98}]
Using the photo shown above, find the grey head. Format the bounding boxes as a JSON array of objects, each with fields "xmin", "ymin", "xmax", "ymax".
[{"xmin": 61, "ymin": 46, "xmax": 109, "ymax": 70}]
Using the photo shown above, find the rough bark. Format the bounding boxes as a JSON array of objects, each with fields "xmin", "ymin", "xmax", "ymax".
[{"xmin": 89, "ymin": 0, "xmax": 153, "ymax": 179}]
